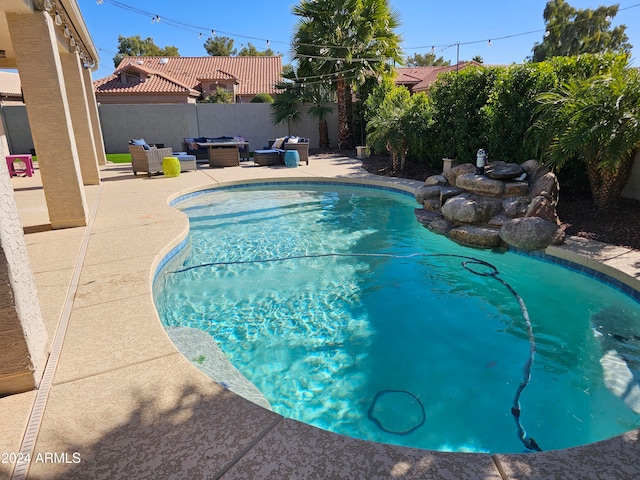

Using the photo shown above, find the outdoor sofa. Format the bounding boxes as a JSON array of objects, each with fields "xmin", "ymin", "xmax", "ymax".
[{"xmin": 254, "ymin": 136, "xmax": 310, "ymax": 166}]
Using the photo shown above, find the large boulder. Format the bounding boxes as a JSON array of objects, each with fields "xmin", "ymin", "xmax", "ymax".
[
  {"xmin": 485, "ymin": 161, "xmax": 525, "ymax": 180},
  {"xmin": 531, "ymin": 171, "xmax": 559, "ymax": 202},
  {"xmin": 441, "ymin": 193, "xmax": 503, "ymax": 224},
  {"xmin": 500, "ymin": 217, "xmax": 565, "ymax": 250},
  {"xmin": 456, "ymin": 173, "xmax": 505, "ymax": 195},
  {"xmin": 502, "ymin": 196, "xmax": 531, "ymax": 218},
  {"xmin": 424, "ymin": 174, "xmax": 448, "ymax": 186},
  {"xmin": 526, "ymin": 193, "xmax": 560, "ymax": 224},
  {"xmin": 449, "ymin": 225, "xmax": 502, "ymax": 248},
  {"xmin": 504, "ymin": 181, "xmax": 529, "ymax": 196},
  {"xmin": 443, "ymin": 162, "xmax": 475, "ymax": 186},
  {"xmin": 414, "ymin": 208, "xmax": 442, "ymax": 227},
  {"xmin": 415, "ymin": 185, "xmax": 442, "ymax": 205}
]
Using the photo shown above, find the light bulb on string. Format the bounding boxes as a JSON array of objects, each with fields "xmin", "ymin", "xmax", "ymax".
[
  {"xmin": 44, "ymin": 0, "xmax": 53, "ymax": 11},
  {"xmin": 54, "ymin": 10, "xmax": 62, "ymax": 26},
  {"xmin": 64, "ymin": 25, "xmax": 70, "ymax": 38},
  {"xmin": 487, "ymin": 39, "xmax": 492, "ymax": 47},
  {"xmin": 70, "ymin": 36, "xmax": 76, "ymax": 47},
  {"xmin": 96, "ymin": 0, "xmax": 103, "ymax": 4}
]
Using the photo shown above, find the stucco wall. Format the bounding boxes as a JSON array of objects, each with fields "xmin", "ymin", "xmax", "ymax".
[
  {"xmin": 0, "ymin": 128, "xmax": 47, "ymax": 395},
  {"xmin": 1, "ymin": 102, "xmax": 637, "ymax": 200},
  {"xmin": 1, "ymin": 102, "xmax": 339, "ymax": 155}
]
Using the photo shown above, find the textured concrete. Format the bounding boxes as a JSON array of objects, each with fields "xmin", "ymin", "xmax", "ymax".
[
  {"xmin": 1, "ymin": 157, "xmax": 639, "ymax": 479},
  {"xmin": 0, "ymin": 131, "xmax": 47, "ymax": 395}
]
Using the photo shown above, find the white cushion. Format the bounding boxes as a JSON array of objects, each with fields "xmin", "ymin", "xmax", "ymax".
[{"xmin": 272, "ymin": 137, "xmax": 285, "ymax": 149}]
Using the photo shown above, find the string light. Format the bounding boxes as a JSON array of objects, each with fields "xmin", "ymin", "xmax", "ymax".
[
  {"xmin": 44, "ymin": 0, "xmax": 53, "ymax": 11},
  {"xmin": 54, "ymin": 10, "xmax": 62, "ymax": 26},
  {"xmin": 91, "ymin": 0, "xmax": 640, "ymax": 68}
]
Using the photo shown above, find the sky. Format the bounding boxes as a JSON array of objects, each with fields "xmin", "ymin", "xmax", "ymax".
[{"xmin": 78, "ymin": 0, "xmax": 640, "ymax": 80}]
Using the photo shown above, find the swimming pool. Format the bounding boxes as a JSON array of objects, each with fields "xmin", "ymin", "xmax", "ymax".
[{"xmin": 154, "ymin": 182, "xmax": 640, "ymax": 454}]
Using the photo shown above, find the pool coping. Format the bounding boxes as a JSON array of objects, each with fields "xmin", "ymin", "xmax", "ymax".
[{"xmin": 5, "ymin": 158, "xmax": 640, "ymax": 479}]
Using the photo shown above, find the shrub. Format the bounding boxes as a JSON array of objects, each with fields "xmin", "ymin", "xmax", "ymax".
[{"xmin": 250, "ymin": 93, "xmax": 274, "ymax": 103}]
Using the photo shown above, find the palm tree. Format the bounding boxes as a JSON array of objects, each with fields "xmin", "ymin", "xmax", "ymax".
[
  {"xmin": 528, "ymin": 61, "xmax": 640, "ymax": 210},
  {"xmin": 291, "ymin": 0, "xmax": 403, "ymax": 150},
  {"xmin": 271, "ymin": 70, "xmax": 333, "ymax": 146}
]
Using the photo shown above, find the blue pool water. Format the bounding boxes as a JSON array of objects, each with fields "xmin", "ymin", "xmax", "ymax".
[{"xmin": 154, "ymin": 184, "xmax": 640, "ymax": 454}]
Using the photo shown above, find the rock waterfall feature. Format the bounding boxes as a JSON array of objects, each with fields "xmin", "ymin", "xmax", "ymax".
[{"xmin": 414, "ymin": 160, "xmax": 565, "ymax": 250}]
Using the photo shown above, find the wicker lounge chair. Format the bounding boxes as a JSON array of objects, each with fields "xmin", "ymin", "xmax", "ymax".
[{"xmin": 129, "ymin": 144, "xmax": 173, "ymax": 176}]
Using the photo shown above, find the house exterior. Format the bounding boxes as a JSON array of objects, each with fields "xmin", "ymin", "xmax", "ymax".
[
  {"xmin": 1, "ymin": 0, "xmax": 104, "ymax": 396},
  {"xmin": 0, "ymin": 70, "xmax": 23, "ymax": 105},
  {"xmin": 395, "ymin": 61, "xmax": 482, "ymax": 93},
  {"xmin": 94, "ymin": 56, "xmax": 283, "ymax": 104}
]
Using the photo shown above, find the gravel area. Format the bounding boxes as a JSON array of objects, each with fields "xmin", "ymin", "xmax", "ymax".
[{"xmin": 353, "ymin": 153, "xmax": 640, "ymax": 251}]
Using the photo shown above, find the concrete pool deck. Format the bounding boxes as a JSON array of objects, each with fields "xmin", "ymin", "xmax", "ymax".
[{"xmin": 1, "ymin": 155, "xmax": 639, "ymax": 479}]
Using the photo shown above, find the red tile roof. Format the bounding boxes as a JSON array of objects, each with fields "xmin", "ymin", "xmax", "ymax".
[
  {"xmin": 94, "ymin": 56, "xmax": 282, "ymax": 97},
  {"xmin": 395, "ymin": 62, "xmax": 481, "ymax": 92}
]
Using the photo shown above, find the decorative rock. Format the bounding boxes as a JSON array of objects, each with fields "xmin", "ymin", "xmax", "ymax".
[
  {"xmin": 521, "ymin": 159, "xmax": 541, "ymax": 176},
  {"xmin": 531, "ymin": 171, "xmax": 559, "ymax": 203},
  {"xmin": 443, "ymin": 162, "xmax": 475, "ymax": 186},
  {"xmin": 500, "ymin": 217, "xmax": 564, "ymax": 250},
  {"xmin": 415, "ymin": 185, "xmax": 442, "ymax": 204},
  {"xmin": 504, "ymin": 181, "xmax": 529, "ymax": 196},
  {"xmin": 526, "ymin": 193, "xmax": 560, "ymax": 224},
  {"xmin": 526, "ymin": 161, "xmax": 552, "ymax": 194},
  {"xmin": 449, "ymin": 225, "xmax": 502, "ymax": 248},
  {"xmin": 441, "ymin": 193, "xmax": 503, "ymax": 224},
  {"xmin": 424, "ymin": 174, "xmax": 448, "ymax": 186},
  {"xmin": 412, "ymin": 157, "xmax": 563, "ymax": 250},
  {"xmin": 456, "ymin": 173, "xmax": 505, "ymax": 195},
  {"xmin": 485, "ymin": 161, "xmax": 524, "ymax": 180},
  {"xmin": 502, "ymin": 196, "xmax": 531, "ymax": 218},
  {"xmin": 423, "ymin": 198, "xmax": 441, "ymax": 211},
  {"xmin": 440, "ymin": 186, "xmax": 465, "ymax": 202},
  {"xmin": 488, "ymin": 213, "xmax": 512, "ymax": 227},
  {"xmin": 428, "ymin": 218, "xmax": 454, "ymax": 235},
  {"xmin": 414, "ymin": 208, "xmax": 442, "ymax": 227}
]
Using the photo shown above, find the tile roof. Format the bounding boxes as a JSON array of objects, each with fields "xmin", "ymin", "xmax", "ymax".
[
  {"xmin": 94, "ymin": 56, "xmax": 283, "ymax": 97},
  {"xmin": 0, "ymin": 70, "xmax": 21, "ymax": 96},
  {"xmin": 395, "ymin": 61, "xmax": 481, "ymax": 92}
]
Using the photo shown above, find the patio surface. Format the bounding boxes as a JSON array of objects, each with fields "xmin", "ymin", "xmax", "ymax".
[{"xmin": 1, "ymin": 156, "xmax": 639, "ymax": 479}]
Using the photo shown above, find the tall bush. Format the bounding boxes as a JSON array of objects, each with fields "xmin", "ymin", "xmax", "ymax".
[
  {"xmin": 484, "ymin": 63, "xmax": 557, "ymax": 162},
  {"xmin": 528, "ymin": 55, "xmax": 640, "ymax": 209},
  {"xmin": 427, "ymin": 66, "xmax": 499, "ymax": 165}
]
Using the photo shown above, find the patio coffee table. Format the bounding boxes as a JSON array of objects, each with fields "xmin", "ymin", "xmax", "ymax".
[{"xmin": 197, "ymin": 141, "xmax": 249, "ymax": 167}]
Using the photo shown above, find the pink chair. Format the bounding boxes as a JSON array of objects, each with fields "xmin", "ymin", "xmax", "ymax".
[{"xmin": 6, "ymin": 154, "xmax": 34, "ymax": 177}]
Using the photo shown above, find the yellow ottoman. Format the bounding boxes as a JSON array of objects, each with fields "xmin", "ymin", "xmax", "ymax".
[{"xmin": 162, "ymin": 157, "xmax": 181, "ymax": 177}]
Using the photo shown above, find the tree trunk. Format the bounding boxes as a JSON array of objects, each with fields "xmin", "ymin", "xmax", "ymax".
[
  {"xmin": 337, "ymin": 77, "xmax": 354, "ymax": 150},
  {"xmin": 318, "ymin": 119, "xmax": 330, "ymax": 149},
  {"xmin": 586, "ymin": 152, "xmax": 636, "ymax": 210}
]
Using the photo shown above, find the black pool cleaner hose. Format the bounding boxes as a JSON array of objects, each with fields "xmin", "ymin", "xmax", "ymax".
[{"xmin": 171, "ymin": 252, "xmax": 542, "ymax": 452}]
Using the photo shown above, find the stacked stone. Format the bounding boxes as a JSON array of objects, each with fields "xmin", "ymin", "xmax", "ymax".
[{"xmin": 414, "ymin": 160, "xmax": 565, "ymax": 250}]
